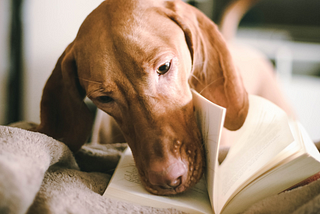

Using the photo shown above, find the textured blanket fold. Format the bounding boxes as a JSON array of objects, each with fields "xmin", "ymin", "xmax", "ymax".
[
  {"xmin": 1, "ymin": 124, "xmax": 320, "ymax": 214},
  {"xmin": 0, "ymin": 125, "xmax": 183, "ymax": 214},
  {"xmin": 0, "ymin": 125, "xmax": 78, "ymax": 214}
]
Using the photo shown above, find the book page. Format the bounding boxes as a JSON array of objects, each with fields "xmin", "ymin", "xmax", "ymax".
[
  {"xmin": 214, "ymin": 95, "xmax": 295, "ymax": 213},
  {"xmin": 298, "ymin": 122, "xmax": 320, "ymax": 161},
  {"xmin": 103, "ymin": 147, "xmax": 213, "ymax": 214},
  {"xmin": 103, "ymin": 90, "xmax": 226, "ymax": 214},
  {"xmin": 191, "ymin": 89, "xmax": 226, "ymax": 208},
  {"xmin": 221, "ymin": 120, "xmax": 320, "ymax": 214}
]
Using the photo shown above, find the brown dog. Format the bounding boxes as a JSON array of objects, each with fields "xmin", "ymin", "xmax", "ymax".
[{"xmin": 36, "ymin": 0, "xmax": 292, "ymax": 195}]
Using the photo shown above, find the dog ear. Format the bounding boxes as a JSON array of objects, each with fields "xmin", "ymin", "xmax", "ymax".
[
  {"xmin": 164, "ymin": 1, "xmax": 249, "ymax": 130},
  {"xmin": 36, "ymin": 44, "xmax": 94, "ymax": 151}
]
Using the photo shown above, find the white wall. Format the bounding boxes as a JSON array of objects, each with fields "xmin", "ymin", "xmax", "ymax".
[
  {"xmin": 23, "ymin": 0, "xmax": 104, "ymax": 123},
  {"xmin": 0, "ymin": 0, "xmax": 10, "ymax": 124}
]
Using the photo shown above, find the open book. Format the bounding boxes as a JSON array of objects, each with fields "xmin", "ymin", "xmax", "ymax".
[{"xmin": 103, "ymin": 90, "xmax": 320, "ymax": 214}]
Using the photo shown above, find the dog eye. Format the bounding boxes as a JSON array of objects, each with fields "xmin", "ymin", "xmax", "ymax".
[
  {"xmin": 156, "ymin": 61, "xmax": 171, "ymax": 75},
  {"xmin": 97, "ymin": 96, "xmax": 113, "ymax": 103}
]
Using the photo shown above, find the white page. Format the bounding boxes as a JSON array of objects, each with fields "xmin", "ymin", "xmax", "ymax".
[
  {"xmin": 104, "ymin": 89, "xmax": 226, "ymax": 214},
  {"xmin": 191, "ymin": 89, "xmax": 226, "ymax": 210},
  {"xmin": 104, "ymin": 147, "xmax": 213, "ymax": 214},
  {"xmin": 215, "ymin": 95, "xmax": 294, "ymax": 213},
  {"xmin": 222, "ymin": 121, "xmax": 320, "ymax": 214},
  {"xmin": 298, "ymin": 122, "xmax": 320, "ymax": 161}
]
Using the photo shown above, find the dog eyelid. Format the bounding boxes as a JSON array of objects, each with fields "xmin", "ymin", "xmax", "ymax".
[
  {"xmin": 156, "ymin": 61, "xmax": 171, "ymax": 75},
  {"xmin": 97, "ymin": 96, "xmax": 114, "ymax": 104}
]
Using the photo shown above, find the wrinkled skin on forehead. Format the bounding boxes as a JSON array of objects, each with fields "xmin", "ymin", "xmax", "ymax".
[{"xmin": 37, "ymin": 0, "xmax": 248, "ymax": 195}]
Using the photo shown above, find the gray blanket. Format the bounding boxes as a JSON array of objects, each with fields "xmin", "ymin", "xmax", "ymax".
[{"xmin": 1, "ymin": 124, "xmax": 320, "ymax": 214}]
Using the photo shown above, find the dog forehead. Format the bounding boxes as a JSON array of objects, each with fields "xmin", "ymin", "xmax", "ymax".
[
  {"xmin": 76, "ymin": 0, "xmax": 182, "ymax": 43},
  {"xmin": 74, "ymin": 0, "xmax": 190, "ymax": 92},
  {"xmin": 75, "ymin": 2, "xmax": 185, "ymax": 71}
]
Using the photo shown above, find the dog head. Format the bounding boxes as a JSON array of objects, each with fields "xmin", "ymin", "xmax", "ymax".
[{"xmin": 37, "ymin": 0, "xmax": 248, "ymax": 195}]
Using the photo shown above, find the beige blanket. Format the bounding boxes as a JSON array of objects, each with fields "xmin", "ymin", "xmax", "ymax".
[{"xmin": 1, "ymin": 124, "xmax": 320, "ymax": 214}]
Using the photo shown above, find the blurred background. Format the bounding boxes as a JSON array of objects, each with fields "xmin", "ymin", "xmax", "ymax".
[{"xmin": 0, "ymin": 0, "xmax": 319, "ymax": 141}]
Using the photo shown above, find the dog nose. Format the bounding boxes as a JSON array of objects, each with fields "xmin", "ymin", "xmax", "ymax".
[{"xmin": 148, "ymin": 160, "xmax": 186, "ymax": 189}]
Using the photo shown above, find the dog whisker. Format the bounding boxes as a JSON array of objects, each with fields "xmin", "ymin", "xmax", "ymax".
[
  {"xmin": 189, "ymin": 73, "xmax": 202, "ymax": 86},
  {"xmin": 199, "ymin": 77, "xmax": 225, "ymax": 95},
  {"xmin": 192, "ymin": 61, "xmax": 205, "ymax": 69},
  {"xmin": 77, "ymin": 77, "xmax": 103, "ymax": 85}
]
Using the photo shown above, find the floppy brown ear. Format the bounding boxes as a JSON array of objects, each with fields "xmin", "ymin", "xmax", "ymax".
[
  {"xmin": 36, "ymin": 43, "xmax": 94, "ymax": 151},
  {"xmin": 164, "ymin": 0, "xmax": 249, "ymax": 130}
]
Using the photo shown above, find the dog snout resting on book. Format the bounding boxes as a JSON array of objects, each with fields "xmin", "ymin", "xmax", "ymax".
[{"xmin": 36, "ymin": 0, "xmax": 292, "ymax": 195}]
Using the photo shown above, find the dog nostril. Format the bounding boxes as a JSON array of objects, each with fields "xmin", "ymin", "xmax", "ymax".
[
  {"xmin": 168, "ymin": 176, "xmax": 182, "ymax": 188},
  {"xmin": 148, "ymin": 161, "xmax": 186, "ymax": 189},
  {"xmin": 158, "ymin": 177, "xmax": 182, "ymax": 189}
]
